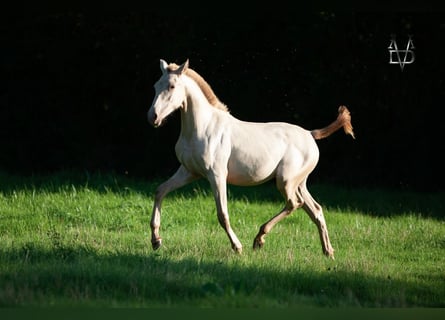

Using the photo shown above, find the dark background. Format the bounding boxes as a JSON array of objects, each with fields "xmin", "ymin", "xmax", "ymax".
[{"xmin": 1, "ymin": 12, "xmax": 444, "ymax": 191}]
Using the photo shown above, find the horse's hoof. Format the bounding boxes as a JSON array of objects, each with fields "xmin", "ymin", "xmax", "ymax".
[
  {"xmin": 232, "ymin": 245, "xmax": 243, "ymax": 254},
  {"xmin": 152, "ymin": 238, "xmax": 162, "ymax": 250},
  {"xmin": 323, "ymin": 248, "xmax": 335, "ymax": 259},
  {"xmin": 252, "ymin": 238, "xmax": 264, "ymax": 250}
]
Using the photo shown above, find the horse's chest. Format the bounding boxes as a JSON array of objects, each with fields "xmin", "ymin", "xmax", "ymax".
[{"xmin": 175, "ymin": 139, "xmax": 217, "ymax": 175}]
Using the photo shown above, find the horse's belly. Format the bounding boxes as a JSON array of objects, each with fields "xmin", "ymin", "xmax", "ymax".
[
  {"xmin": 226, "ymin": 173, "xmax": 275, "ymax": 186},
  {"xmin": 226, "ymin": 157, "xmax": 277, "ymax": 186}
]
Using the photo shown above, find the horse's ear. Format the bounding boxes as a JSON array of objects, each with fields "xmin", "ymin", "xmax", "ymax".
[
  {"xmin": 160, "ymin": 59, "xmax": 169, "ymax": 74},
  {"xmin": 176, "ymin": 59, "xmax": 189, "ymax": 74}
]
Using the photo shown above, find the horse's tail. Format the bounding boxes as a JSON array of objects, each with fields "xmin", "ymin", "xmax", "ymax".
[{"xmin": 311, "ymin": 105, "xmax": 355, "ymax": 140}]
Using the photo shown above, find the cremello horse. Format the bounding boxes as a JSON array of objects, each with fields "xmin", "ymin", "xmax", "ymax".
[{"xmin": 147, "ymin": 59, "xmax": 354, "ymax": 258}]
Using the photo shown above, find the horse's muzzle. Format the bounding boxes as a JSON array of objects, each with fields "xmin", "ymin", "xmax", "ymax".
[{"xmin": 147, "ymin": 110, "xmax": 161, "ymax": 128}]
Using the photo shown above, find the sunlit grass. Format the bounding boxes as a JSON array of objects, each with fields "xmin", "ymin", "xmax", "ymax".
[{"xmin": 0, "ymin": 171, "xmax": 444, "ymax": 307}]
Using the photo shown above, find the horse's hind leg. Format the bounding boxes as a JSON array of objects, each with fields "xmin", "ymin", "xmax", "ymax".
[
  {"xmin": 299, "ymin": 180, "xmax": 335, "ymax": 258},
  {"xmin": 253, "ymin": 179, "xmax": 303, "ymax": 250}
]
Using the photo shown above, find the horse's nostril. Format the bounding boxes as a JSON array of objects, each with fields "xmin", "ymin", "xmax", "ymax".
[{"xmin": 148, "ymin": 111, "xmax": 158, "ymax": 125}]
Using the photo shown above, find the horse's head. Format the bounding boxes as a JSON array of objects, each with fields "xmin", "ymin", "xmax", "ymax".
[{"xmin": 147, "ymin": 59, "xmax": 189, "ymax": 127}]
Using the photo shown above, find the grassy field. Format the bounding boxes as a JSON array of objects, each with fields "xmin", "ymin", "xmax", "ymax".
[{"xmin": 0, "ymin": 171, "xmax": 444, "ymax": 307}]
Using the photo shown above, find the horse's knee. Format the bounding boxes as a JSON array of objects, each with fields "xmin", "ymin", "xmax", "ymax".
[
  {"xmin": 154, "ymin": 185, "xmax": 166, "ymax": 203},
  {"xmin": 217, "ymin": 212, "xmax": 229, "ymax": 229}
]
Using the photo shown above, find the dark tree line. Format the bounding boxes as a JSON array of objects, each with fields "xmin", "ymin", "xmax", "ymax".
[{"xmin": 1, "ymin": 12, "xmax": 444, "ymax": 191}]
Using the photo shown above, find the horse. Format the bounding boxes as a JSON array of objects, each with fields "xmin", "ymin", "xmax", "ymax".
[{"xmin": 147, "ymin": 59, "xmax": 354, "ymax": 258}]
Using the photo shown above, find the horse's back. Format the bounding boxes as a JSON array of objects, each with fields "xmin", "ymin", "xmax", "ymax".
[{"xmin": 231, "ymin": 118, "xmax": 317, "ymax": 157}]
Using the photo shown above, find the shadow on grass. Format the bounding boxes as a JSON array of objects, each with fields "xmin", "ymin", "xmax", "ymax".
[
  {"xmin": 0, "ymin": 245, "xmax": 443, "ymax": 307},
  {"xmin": 0, "ymin": 170, "xmax": 444, "ymax": 220}
]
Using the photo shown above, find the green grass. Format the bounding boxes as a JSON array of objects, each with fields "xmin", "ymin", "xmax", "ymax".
[{"xmin": 0, "ymin": 171, "xmax": 444, "ymax": 307}]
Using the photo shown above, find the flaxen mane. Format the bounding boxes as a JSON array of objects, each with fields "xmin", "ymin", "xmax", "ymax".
[{"xmin": 167, "ymin": 63, "xmax": 229, "ymax": 112}]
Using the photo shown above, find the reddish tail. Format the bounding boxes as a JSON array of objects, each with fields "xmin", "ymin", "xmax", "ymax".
[{"xmin": 311, "ymin": 105, "xmax": 355, "ymax": 140}]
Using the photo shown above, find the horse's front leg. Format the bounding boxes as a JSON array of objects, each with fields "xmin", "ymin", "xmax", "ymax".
[
  {"xmin": 151, "ymin": 165, "xmax": 199, "ymax": 250},
  {"xmin": 208, "ymin": 172, "xmax": 243, "ymax": 253}
]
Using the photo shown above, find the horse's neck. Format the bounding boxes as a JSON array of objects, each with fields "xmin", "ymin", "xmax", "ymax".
[{"xmin": 180, "ymin": 78, "xmax": 215, "ymax": 138}]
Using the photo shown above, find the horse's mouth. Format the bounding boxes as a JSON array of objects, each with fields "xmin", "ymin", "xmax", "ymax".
[
  {"xmin": 152, "ymin": 110, "xmax": 179, "ymax": 128},
  {"xmin": 148, "ymin": 112, "xmax": 164, "ymax": 128},
  {"xmin": 153, "ymin": 117, "xmax": 168, "ymax": 128},
  {"xmin": 149, "ymin": 106, "xmax": 181, "ymax": 128}
]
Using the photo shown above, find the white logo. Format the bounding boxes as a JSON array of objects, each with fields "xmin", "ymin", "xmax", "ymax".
[{"xmin": 388, "ymin": 35, "xmax": 415, "ymax": 71}]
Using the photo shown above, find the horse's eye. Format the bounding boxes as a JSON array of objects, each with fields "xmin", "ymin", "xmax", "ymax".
[{"xmin": 169, "ymin": 85, "xmax": 175, "ymax": 90}]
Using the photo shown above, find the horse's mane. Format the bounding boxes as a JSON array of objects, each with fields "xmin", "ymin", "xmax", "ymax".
[{"xmin": 167, "ymin": 63, "xmax": 229, "ymax": 112}]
